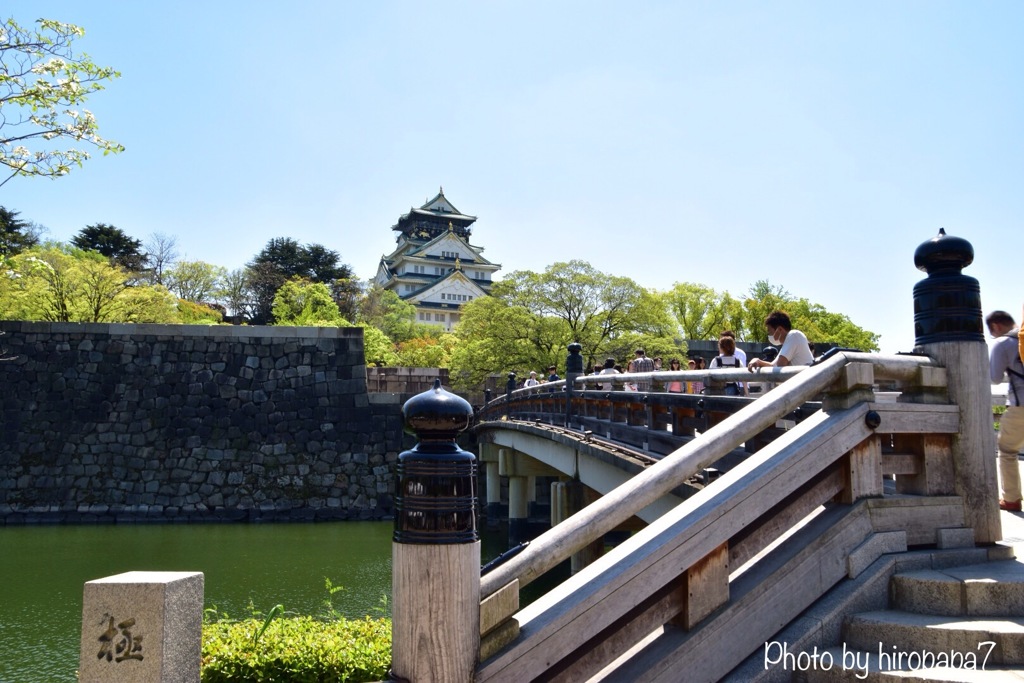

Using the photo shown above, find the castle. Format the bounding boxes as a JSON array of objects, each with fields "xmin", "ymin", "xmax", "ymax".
[{"xmin": 373, "ymin": 189, "xmax": 501, "ymax": 331}]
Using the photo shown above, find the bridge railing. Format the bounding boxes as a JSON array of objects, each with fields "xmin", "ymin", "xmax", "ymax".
[
  {"xmin": 471, "ymin": 350, "xmax": 996, "ymax": 680},
  {"xmin": 477, "ymin": 365, "xmax": 817, "ymax": 458},
  {"xmin": 476, "ymin": 352, "xmax": 932, "ymax": 598}
]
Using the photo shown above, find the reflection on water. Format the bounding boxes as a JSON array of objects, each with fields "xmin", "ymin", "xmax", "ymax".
[{"xmin": 0, "ymin": 521, "xmax": 536, "ymax": 683}]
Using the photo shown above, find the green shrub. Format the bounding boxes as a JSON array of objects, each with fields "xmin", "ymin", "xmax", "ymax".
[{"xmin": 201, "ymin": 615, "xmax": 391, "ymax": 682}]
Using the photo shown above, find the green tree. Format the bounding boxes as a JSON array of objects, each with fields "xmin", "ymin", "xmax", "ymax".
[
  {"xmin": 0, "ymin": 17, "xmax": 123, "ymax": 187},
  {"xmin": 786, "ymin": 299, "xmax": 880, "ymax": 351},
  {"xmin": 0, "ymin": 206, "xmax": 38, "ymax": 256},
  {"xmin": 664, "ymin": 282, "xmax": 736, "ymax": 341},
  {"xmin": 0, "ymin": 244, "xmax": 177, "ymax": 322},
  {"xmin": 448, "ymin": 262, "xmax": 679, "ymax": 388},
  {"xmin": 497, "ymin": 260, "xmax": 677, "ymax": 359},
  {"xmin": 357, "ymin": 284, "xmax": 419, "ymax": 342},
  {"xmin": 71, "ymin": 223, "xmax": 146, "ymax": 272},
  {"xmin": 360, "ymin": 325, "xmax": 399, "ymax": 366},
  {"xmin": 396, "ymin": 333, "xmax": 460, "ymax": 368},
  {"xmin": 247, "ymin": 238, "xmax": 355, "ymax": 324},
  {"xmin": 741, "ymin": 280, "xmax": 793, "ymax": 343},
  {"xmin": 272, "ymin": 278, "xmax": 346, "ymax": 326},
  {"xmin": 164, "ymin": 259, "xmax": 226, "ymax": 303}
]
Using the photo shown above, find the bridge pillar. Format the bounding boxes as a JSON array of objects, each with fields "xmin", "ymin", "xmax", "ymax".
[
  {"xmin": 550, "ymin": 478, "xmax": 604, "ymax": 573},
  {"xmin": 912, "ymin": 230, "xmax": 1000, "ymax": 545},
  {"xmin": 568, "ymin": 480, "xmax": 604, "ymax": 574},
  {"xmin": 486, "ymin": 461, "xmax": 502, "ymax": 528},
  {"xmin": 508, "ymin": 474, "xmax": 529, "ymax": 546},
  {"xmin": 527, "ymin": 475, "xmax": 539, "ymax": 518}
]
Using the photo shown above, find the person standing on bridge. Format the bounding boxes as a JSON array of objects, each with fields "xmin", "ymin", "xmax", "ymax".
[
  {"xmin": 747, "ymin": 310, "xmax": 814, "ymax": 370},
  {"xmin": 629, "ymin": 348, "xmax": 655, "ymax": 391},
  {"xmin": 710, "ymin": 335, "xmax": 747, "ymax": 396},
  {"xmin": 987, "ymin": 310, "xmax": 1024, "ymax": 512},
  {"xmin": 720, "ymin": 330, "xmax": 747, "ymax": 368},
  {"xmin": 596, "ymin": 357, "xmax": 619, "ymax": 390}
]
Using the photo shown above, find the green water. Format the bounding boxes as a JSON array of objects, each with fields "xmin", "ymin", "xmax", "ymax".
[
  {"xmin": 0, "ymin": 522, "xmax": 397, "ymax": 683},
  {"xmin": 0, "ymin": 522, "xmax": 520, "ymax": 683}
]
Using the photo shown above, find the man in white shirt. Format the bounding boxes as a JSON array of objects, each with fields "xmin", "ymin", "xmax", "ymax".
[{"xmin": 747, "ymin": 311, "xmax": 814, "ymax": 370}]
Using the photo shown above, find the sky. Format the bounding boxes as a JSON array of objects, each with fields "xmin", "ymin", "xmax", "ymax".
[{"xmin": 5, "ymin": 1, "xmax": 1023, "ymax": 354}]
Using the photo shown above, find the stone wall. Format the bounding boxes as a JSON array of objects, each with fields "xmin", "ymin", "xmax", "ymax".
[
  {"xmin": 0, "ymin": 321, "xmax": 407, "ymax": 524},
  {"xmin": 367, "ymin": 366, "xmax": 451, "ymax": 396}
]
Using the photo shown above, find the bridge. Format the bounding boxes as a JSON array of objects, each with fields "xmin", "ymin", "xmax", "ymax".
[
  {"xmin": 385, "ymin": 229, "xmax": 1024, "ymax": 681},
  {"xmin": 391, "ymin": 328, "xmax": 1019, "ymax": 681},
  {"xmin": 469, "ymin": 346, "xmax": 1000, "ymax": 678}
]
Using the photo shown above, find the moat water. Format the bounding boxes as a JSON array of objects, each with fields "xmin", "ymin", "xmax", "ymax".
[{"xmin": 0, "ymin": 521, "xmax": 518, "ymax": 683}]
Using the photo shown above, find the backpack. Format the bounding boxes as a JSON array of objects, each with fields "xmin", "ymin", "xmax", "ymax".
[{"xmin": 713, "ymin": 355, "xmax": 743, "ymax": 395}]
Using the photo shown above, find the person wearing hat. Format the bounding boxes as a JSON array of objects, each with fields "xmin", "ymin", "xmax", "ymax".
[{"xmin": 523, "ymin": 371, "xmax": 540, "ymax": 388}]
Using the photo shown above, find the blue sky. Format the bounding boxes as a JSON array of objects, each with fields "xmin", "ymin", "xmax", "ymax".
[{"xmin": 6, "ymin": 1, "xmax": 1022, "ymax": 353}]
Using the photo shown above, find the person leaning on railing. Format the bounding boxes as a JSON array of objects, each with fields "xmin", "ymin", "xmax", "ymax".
[{"xmin": 747, "ymin": 310, "xmax": 814, "ymax": 371}]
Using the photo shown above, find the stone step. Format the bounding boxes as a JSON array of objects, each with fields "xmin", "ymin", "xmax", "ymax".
[
  {"xmin": 796, "ymin": 646, "xmax": 1024, "ymax": 682},
  {"xmin": 842, "ymin": 610, "xmax": 1024, "ymax": 667},
  {"xmin": 892, "ymin": 560, "xmax": 1024, "ymax": 617}
]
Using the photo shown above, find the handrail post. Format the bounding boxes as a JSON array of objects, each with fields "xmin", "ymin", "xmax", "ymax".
[
  {"xmin": 504, "ymin": 372, "xmax": 516, "ymax": 418},
  {"xmin": 912, "ymin": 229, "xmax": 1000, "ymax": 544},
  {"xmin": 392, "ymin": 380, "xmax": 480, "ymax": 681},
  {"xmin": 565, "ymin": 342, "xmax": 583, "ymax": 428}
]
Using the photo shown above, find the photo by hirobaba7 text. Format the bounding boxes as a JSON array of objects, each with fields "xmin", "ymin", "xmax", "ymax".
[{"xmin": 764, "ymin": 641, "xmax": 995, "ymax": 679}]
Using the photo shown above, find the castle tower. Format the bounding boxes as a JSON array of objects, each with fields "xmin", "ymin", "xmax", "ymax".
[{"xmin": 373, "ymin": 188, "xmax": 501, "ymax": 331}]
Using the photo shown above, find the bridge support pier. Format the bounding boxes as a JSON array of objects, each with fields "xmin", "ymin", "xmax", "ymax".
[
  {"xmin": 485, "ymin": 460, "xmax": 502, "ymax": 529},
  {"xmin": 509, "ymin": 474, "xmax": 529, "ymax": 546},
  {"xmin": 568, "ymin": 480, "xmax": 604, "ymax": 574},
  {"xmin": 552, "ymin": 478, "xmax": 605, "ymax": 573}
]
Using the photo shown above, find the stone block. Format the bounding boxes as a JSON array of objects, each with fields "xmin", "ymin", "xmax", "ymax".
[{"xmin": 79, "ymin": 571, "xmax": 203, "ymax": 683}]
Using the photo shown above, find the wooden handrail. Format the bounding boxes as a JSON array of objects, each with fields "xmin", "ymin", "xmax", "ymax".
[{"xmin": 479, "ymin": 352, "xmax": 940, "ymax": 598}]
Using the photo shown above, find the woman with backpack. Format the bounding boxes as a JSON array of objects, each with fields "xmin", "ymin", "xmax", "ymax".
[{"xmin": 709, "ymin": 335, "xmax": 747, "ymax": 396}]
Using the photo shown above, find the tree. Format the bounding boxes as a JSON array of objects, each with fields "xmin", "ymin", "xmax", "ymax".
[
  {"xmin": 250, "ymin": 237, "xmax": 353, "ymax": 283},
  {"xmin": 448, "ymin": 262, "xmax": 680, "ymax": 388},
  {"xmin": 785, "ymin": 299, "xmax": 880, "ymax": 351},
  {"xmin": 357, "ymin": 284, "xmax": 419, "ymax": 342},
  {"xmin": 741, "ymin": 280, "xmax": 792, "ymax": 343},
  {"xmin": 360, "ymin": 325, "xmax": 399, "ymax": 366},
  {"xmin": 396, "ymin": 333, "xmax": 460, "ymax": 368},
  {"xmin": 219, "ymin": 268, "xmax": 252, "ymax": 319},
  {"xmin": 143, "ymin": 232, "xmax": 178, "ymax": 285},
  {"xmin": 243, "ymin": 261, "xmax": 283, "ymax": 325},
  {"xmin": 71, "ymin": 223, "xmax": 146, "ymax": 272},
  {"xmin": 247, "ymin": 238, "xmax": 355, "ymax": 324},
  {"xmin": 0, "ymin": 206, "xmax": 37, "ymax": 256},
  {"xmin": 493, "ymin": 261, "xmax": 679, "ymax": 367},
  {"xmin": 272, "ymin": 278, "xmax": 346, "ymax": 326},
  {"xmin": 664, "ymin": 282, "xmax": 737, "ymax": 341},
  {"xmin": 0, "ymin": 17, "xmax": 123, "ymax": 187},
  {"xmin": 164, "ymin": 259, "xmax": 225, "ymax": 303},
  {"xmin": 0, "ymin": 243, "xmax": 178, "ymax": 322}
]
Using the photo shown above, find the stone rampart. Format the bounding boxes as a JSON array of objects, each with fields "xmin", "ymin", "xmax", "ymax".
[{"xmin": 0, "ymin": 321, "xmax": 406, "ymax": 524}]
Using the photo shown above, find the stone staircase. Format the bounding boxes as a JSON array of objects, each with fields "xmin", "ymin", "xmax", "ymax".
[{"xmin": 797, "ymin": 557, "xmax": 1024, "ymax": 681}]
